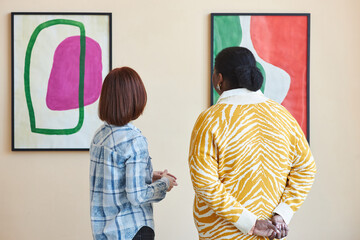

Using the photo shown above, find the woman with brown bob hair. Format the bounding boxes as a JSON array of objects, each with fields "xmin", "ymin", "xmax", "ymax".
[{"xmin": 90, "ymin": 67, "xmax": 177, "ymax": 240}]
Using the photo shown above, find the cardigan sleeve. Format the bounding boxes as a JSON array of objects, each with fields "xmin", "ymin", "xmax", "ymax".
[
  {"xmin": 273, "ymin": 123, "xmax": 317, "ymax": 224},
  {"xmin": 125, "ymin": 136, "xmax": 169, "ymax": 206},
  {"xmin": 188, "ymin": 112, "xmax": 258, "ymax": 234}
]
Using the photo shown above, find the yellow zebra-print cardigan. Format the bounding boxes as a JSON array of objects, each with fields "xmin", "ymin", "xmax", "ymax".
[{"xmin": 188, "ymin": 88, "xmax": 316, "ymax": 240}]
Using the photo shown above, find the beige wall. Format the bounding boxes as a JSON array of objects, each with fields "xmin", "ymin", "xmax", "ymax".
[{"xmin": 1, "ymin": 0, "xmax": 360, "ymax": 239}]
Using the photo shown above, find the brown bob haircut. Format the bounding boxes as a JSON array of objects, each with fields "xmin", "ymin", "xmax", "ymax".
[{"xmin": 98, "ymin": 67, "xmax": 147, "ymax": 126}]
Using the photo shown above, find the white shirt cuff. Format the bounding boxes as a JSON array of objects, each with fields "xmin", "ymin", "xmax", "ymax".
[
  {"xmin": 273, "ymin": 202, "xmax": 294, "ymax": 225},
  {"xmin": 233, "ymin": 208, "xmax": 257, "ymax": 234},
  {"xmin": 160, "ymin": 176, "xmax": 170, "ymax": 190}
]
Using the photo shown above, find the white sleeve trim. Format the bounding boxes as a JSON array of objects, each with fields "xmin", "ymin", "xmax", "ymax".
[
  {"xmin": 160, "ymin": 176, "xmax": 170, "ymax": 190},
  {"xmin": 273, "ymin": 202, "xmax": 294, "ymax": 225},
  {"xmin": 233, "ymin": 208, "xmax": 257, "ymax": 234}
]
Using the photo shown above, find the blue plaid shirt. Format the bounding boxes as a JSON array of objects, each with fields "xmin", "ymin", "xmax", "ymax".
[{"xmin": 90, "ymin": 122, "xmax": 169, "ymax": 240}]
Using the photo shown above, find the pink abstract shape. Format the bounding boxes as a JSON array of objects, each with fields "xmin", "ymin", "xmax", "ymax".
[{"xmin": 46, "ymin": 36, "xmax": 103, "ymax": 110}]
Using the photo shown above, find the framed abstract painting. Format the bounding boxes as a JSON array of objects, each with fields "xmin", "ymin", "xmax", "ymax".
[
  {"xmin": 211, "ymin": 13, "xmax": 310, "ymax": 140},
  {"xmin": 11, "ymin": 12, "xmax": 112, "ymax": 150}
]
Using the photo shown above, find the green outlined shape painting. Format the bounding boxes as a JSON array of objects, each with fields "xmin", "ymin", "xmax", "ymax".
[
  {"xmin": 12, "ymin": 12, "xmax": 111, "ymax": 150},
  {"xmin": 24, "ymin": 19, "xmax": 86, "ymax": 135}
]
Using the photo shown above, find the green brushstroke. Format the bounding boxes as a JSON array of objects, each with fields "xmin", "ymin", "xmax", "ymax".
[
  {"xmin": 24, "ymin": 19, "xmax": 86, "ymax": 135},
  {"xmin": 213, "ymin": 16, "xmax": 242, "ymax": 104},
  {"xmin": 256, "ymin": 62, "xmax": 266, "ymax": 93}
]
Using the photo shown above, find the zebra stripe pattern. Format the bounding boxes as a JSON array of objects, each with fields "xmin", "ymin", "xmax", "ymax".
[{"xmin": 189, "ymin": 97, "xmax": 316, "ymax": 240}]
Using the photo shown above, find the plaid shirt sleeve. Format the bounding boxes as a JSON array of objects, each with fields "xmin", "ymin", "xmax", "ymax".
[{"xmin": 125, "ymin": 136, "xmax": 169, "ymax": 205}]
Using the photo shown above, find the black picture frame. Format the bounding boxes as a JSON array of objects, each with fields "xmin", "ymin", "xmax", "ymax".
[
  {"xmin": 11, "ymin": 12, "xmax": 112, "ymax": 151},
  {"xmin": 210, "ymin": 13, "xmax": 310, "ymax": 142}
]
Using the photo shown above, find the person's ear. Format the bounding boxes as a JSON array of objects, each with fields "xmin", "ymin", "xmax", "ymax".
[
  {"xmin": 217, "ymin": 73, "xmax": 225, "ymax": 91},
  {"xmin": 218, "ymin": 73, "xmax": 224, "ymax": 86}
]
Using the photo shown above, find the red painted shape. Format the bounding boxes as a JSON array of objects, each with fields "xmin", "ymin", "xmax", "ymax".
[{"xmin": 251, "ymin": 16, "xmax": 308, "ymax": 137}]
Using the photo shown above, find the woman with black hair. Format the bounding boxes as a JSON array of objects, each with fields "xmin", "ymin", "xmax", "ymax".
[{"xmin": 188, "ymin": 47, "xmax": 316, "ymax": 240}]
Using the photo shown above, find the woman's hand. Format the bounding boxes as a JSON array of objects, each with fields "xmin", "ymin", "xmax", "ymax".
[
  {"xmin": 152, "ymin": 170, "xmax": 177, "ymax": 182},
  {"xmin": 252, "ymin": 220, "xmax": 280, "ymax": 239},
  {"xmin": 271, "ymin": 214, "xmax": 289, "ymax": 239},
  {"xmin": 162, "ymin": 169, "xmax": 178, "ymax": 192},
  {"xmin": 152, "ymin": 171, "xmax": 163, "ymax": 182}
]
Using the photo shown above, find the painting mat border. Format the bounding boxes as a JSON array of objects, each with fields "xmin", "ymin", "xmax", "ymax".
[{"xmin": 11, "ymin": 12, "xmax": 112, "ymax": 151}]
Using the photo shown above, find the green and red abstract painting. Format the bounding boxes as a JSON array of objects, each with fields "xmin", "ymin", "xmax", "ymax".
[
  {"xmin": 211, "ymin": 14, "xmax": 310, "ymax": 139},
  {"xmin": 12, "ymin": 13, "xmax": 111, "ymax": 150}
]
